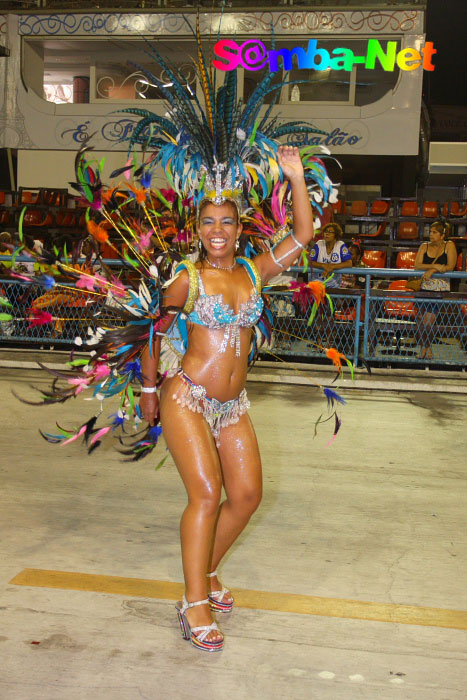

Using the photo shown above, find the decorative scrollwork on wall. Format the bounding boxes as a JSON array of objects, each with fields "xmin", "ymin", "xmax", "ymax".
[
  {"xmin": 95, "ymin": 63, "xmax": 196, "ymax": 100},
  {"xmin": 96, "ymin": 71, "xmax": 148, "ymax": 100},
  {"xmin": 20, "ymin": 12, "xmax": 187, "ymax": 36},
  {"xmin": 19, "ymin": 10, "xmax": 421, "ymax": 37},
  {"xmin": 236, "ymin": 10, "xmax": 419, "ymax": 34}
]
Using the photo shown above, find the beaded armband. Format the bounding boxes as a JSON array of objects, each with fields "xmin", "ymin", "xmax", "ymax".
[
  {"xmin": 174, "ymin": 260, "xmax": 199, "ymax": 314},
  {"xmin": 236, "ymin": 256, "xmax": 262, "ymax": 294},
  {"xmin": 270, "ymin": 232, "xmax": 305, "ymax": 269}
]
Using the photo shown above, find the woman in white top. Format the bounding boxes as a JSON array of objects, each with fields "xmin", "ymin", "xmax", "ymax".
[{"xmin": 309, "ymin": 223, "xmax": 352, "ymax": 288}]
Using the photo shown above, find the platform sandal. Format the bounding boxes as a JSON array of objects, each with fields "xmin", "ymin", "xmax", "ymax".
[
  {"xmin": 207, "ymin": 570, "xmax": 234, "ymax": 613},
  {"xmin": 175, "ymin": 597, "xmax": 224, "ymax": 652}
]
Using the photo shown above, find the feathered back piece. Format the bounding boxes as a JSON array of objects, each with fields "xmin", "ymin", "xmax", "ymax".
[{"xmin": 9, "ymin": 27, "xmax": 351, "ymax": 462}]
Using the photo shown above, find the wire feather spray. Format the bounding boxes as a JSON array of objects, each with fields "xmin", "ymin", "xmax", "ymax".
[
  {"xmin": 196, "ymin": 11, "xmax": 215, "ymax": 137},
  {"xmin": 223, "ymin": 68, "xmax": 237, "ymax": 138}
]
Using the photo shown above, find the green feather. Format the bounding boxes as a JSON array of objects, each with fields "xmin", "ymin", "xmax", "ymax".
[{"xmin": 18, "ymin": 206, "xmax": 26, "ymax": 242}]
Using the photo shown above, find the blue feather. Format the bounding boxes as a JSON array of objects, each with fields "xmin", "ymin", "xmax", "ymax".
[{"xmin": 323, "ymin": 387, "xmax": 346, "ymax": 410}]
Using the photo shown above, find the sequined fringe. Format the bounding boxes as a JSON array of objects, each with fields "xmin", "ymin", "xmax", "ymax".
[{"xmin": 171, "ymin": 370, "xmax": 250, "ymax": 446}]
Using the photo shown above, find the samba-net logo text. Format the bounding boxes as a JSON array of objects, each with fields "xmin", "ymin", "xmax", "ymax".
[{"xmin": 213, "ymin": 38, "xmax": 436, "ymax": 73}]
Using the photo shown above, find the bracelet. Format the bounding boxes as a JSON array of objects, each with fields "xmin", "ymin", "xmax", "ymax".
[{"xmin": 141, "ymin": 386, "xmax": 158, "ymax": 394}]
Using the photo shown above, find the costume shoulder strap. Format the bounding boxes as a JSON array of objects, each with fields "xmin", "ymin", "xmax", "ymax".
[
  {"xmin": 174, "ymin": 259, "xmax": 199, "ymax": 314},
  {"xmin": 237, "ymin": 257, "xmax": 262, "ymax": 294}
]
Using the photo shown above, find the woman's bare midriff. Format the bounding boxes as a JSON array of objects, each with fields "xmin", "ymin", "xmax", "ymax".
[{"xmin": 166, "ymin": 323, "xmax": 252, "ymax": 402}]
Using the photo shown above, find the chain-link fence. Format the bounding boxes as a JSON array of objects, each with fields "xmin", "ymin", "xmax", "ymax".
[
  {"xmin": 364, "ymin": 294, "xmax": 467, "ymax": 364},
  {"xmin": 268, "ymin": 291, "xmax": 361, "ymax": 366},
  {"xmin": 1, "ymin": 267, "xmax": 467, "ymax": 368},
  {"xmin": 0, "ymin": 277, "xmax": 121, "ymax": 344}
]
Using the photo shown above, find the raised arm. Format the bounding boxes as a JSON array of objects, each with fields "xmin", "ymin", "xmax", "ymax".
[
  {"xmin": 140, "ymin": 269, "xmax": 189, "ymax": 425},
  {"xmin": 254, "ymin": 146, "xmax": 314, "ymax": 285}
]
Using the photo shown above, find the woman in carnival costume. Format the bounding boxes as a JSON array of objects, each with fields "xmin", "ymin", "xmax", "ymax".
[
  {"xmin": 141, "ymin": 145, "xmax": 312, "ymax": 652},
  {"xmin": 10, "ymin": 26, "xmax": 353, "ymax": 652}
]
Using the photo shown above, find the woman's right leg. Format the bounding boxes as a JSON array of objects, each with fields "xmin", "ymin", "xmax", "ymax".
[
  {"xmin": 160, "ymin": 378, "xmax": 223, "ymax": 641},
  {"xmin": 420, "ymin": 311, "xmax": 436, "ymax": 358}
]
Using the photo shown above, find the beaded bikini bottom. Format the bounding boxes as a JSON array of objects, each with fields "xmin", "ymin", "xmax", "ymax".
[{"xmin": 170, "ymin": 369, "xmax": 250, "ymax": 446}]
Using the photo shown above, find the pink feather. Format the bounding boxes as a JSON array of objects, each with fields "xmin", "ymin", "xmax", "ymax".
[
  {"xmin": 28, "ymin": 310, "xmax": 54, "ymax": 328},
  {"xmin": 67, "ymin": 377, "xmax": 90, "ymax": 395},
  {"xmin": 76, "ymin": 275, "xmax": 96, "ymax": 291},
  {"xmin": 60, "ymin": 424, "xmax": 87, "ymax": 446},
  {"xmin": 90, "ymin": 426, "xmax": 111, "ymax": 446},
  {"xmin": 93, "ymin": 363, "xmax": 111, "ymax": 380},
  {"xmin": 110, "ymin": 276, "xmax": 127, "ymax": 298}
]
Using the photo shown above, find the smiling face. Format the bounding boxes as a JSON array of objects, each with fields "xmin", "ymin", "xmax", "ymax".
[{"xmin": 197, "ymin": 201, "xmax": 242, "ymax": 263}]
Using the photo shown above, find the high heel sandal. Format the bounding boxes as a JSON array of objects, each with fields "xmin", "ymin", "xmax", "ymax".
[
  {"xmin": 207, "ymin": 570, "xmax": 234, "ymax": 613},
  {"xmin": 175, "ymin": 597, "xmax": 224, "ymax": 652}
]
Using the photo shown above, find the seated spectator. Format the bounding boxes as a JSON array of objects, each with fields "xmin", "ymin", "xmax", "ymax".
[
  {"xmin": 341, "ymin": 239, "xmax": 368, "ymax": 289},
  {"xmin": 309, "ymin": 223, "xmax": 352, "ymax": 288},
  {"xmin": 414, "ymin": 220, "xmax": 457, "ymax": 359}
]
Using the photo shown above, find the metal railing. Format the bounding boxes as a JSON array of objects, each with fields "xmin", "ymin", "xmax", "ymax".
[{"xmin": 1, "ymin": 260, "xmax": 466, "ymax": 368}]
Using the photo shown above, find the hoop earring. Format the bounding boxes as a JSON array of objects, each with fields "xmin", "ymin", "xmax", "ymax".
[
  {"xmin": 198, "ymin": 238, "xmax": 203, "ymax": 252},
  {"xmin": 235, "ymin": 239, "xmax": 240, "ymax": 252}
]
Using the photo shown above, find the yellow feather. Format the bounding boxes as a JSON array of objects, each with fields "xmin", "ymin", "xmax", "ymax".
[
  {"xmin": 268, "ymin": 156, "xmax": 280, "ymax": 183},
  {"xmin": 160, "ymin": 130, "xmax": 177, "ymax": 145},
  {"xmin": 246, "ymin": 165, "xmax": 259, "ymax": 185}
]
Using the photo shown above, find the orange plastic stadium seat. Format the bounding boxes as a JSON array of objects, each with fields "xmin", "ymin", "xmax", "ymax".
[
  {"xmin": 423, "ymin": 201, "xmax": 439, "ymax": 218},
  {"xmin": 362, "ymin": 250, "xmax": 387, "ymax": 268},
  {"xmin": 350, "ymin": 200, "xmax": 367, "ymax": 217},
  {"xmin": 331, "ymin": 199, "xmax": 346, "ymax": 215},
  {"xmin": 396, "ymin": 222, "xmax": 418, "ymax": 240},
  {"xmin": 370, "ymin": 200, "xmax": 390, "ymax": 216},
  {"xmin": 0, "ymin": 192, "xmax": 5, "ymax": 205},
  {"xmin": 457, "ymin": 253, "xmax": 465, "ymax": 271},
  {"xmin": 62, "ymin": 212, "xmax": 76, "ymax": 227},
  {"xmin": 442, "ymin": 201, "xmax": 450, "ymax": 217},
  {"xmin": 450, "ymin": 201, "xmax": 467, "ymax": 217},
  {"xmin": 396, "ymin": 251, "xmax": 417, "ymax": 269},
  {"xmin": 43, "ymin": 189, "xmax": 65, "ymax": 206},
  {"xmin": 20, "ymin": 191, "xmax": 41, "ymax": 205},
  {"xmin": 24, "ymin": 210, "xmax": 53, "ymax": 227},
  {"xmin": 361, "ymin": 221, "xmax": 387, "ymax": 238},
  {"xmin": 0, "ymin": 211, "xmax": 10, "ymax": 225},
  {"xmin": 400, "ymin": 201, "xmax": 419, "ymax": 217},
  {"xmin": 385, "ymin": 280, "xmax": 416, "ymax": 318}
]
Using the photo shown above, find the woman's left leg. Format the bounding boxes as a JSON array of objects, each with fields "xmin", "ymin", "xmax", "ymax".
[{"xmin": 208, "ymin": 412, "xmax": 262, "ymax": 592}]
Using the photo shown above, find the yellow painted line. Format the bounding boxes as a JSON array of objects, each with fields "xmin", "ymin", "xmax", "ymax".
[{"xmin": 9, "ymin": 568, "xmax": 467, "ymax": 631}]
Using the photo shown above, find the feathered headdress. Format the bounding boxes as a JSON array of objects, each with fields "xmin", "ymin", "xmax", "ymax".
[{"xmin": 118, "ymin": 16, "xmax": 336, "ymax": 215}]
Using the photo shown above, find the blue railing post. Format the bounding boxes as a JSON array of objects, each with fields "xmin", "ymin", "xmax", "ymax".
[
  {"xmin": 363, "ymin": 272, "xmax": 372, "ymax": 363},
  {"xmin": 354, "ymin": 294, "xmax": 361, "ymax": 367}
]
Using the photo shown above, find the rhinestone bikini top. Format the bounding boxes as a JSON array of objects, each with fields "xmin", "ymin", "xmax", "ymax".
[{"xmin": 185, "ymin": 263, "xmax": 264, "ymax": 356}]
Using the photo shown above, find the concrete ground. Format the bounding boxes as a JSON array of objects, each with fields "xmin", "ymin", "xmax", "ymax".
[{"xmin": 0, "ymin": 360, "xmax": 466, "ymax": 700}]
